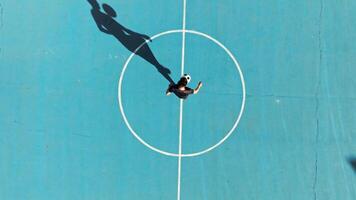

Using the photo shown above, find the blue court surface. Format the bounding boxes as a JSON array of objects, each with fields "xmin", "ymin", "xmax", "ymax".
[{"xmin": 1, "ymin": 0, "xmax": 356, "ymax": 200}]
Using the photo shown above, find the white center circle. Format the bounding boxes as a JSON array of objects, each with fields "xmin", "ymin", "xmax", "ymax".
[{"xmin": 118, "ymin": 29, "xmax": 246, "ymax": 157}]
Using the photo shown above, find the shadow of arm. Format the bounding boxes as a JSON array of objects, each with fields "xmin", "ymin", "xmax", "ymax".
[
  {"xmin": 122, "ymin": 26, "xmax": 151, "ymax": 41},
  {"xmin": 91, "ymin": 10, "xmax": 110, "ymax": 34},
  {"xmin": 95, "ymin": 22, "xmax": 110, "ymax": 34}
]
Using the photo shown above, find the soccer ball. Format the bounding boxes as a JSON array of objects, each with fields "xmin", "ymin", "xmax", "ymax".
[{"xmin": 183, "ymin": 74, "xmax": 191, "ymax": 83}]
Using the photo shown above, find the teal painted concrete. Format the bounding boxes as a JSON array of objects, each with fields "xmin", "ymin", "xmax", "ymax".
[{"xmin": 0, "ymin": 0, "xmax": 355, "ymax": 199}]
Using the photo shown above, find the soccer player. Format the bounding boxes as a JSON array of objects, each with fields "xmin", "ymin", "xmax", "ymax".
[{"xmin": 166, "ymin": 74, "xmax": 203, "ymax": 99}]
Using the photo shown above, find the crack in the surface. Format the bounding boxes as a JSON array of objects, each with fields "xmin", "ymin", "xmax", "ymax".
[
  {"xmin": 313, "ymin": 1, "xmax": 323, "ymax": 200},
  {"xmin": 313, "ymin": 110, "xmax": 320, "ymax": 200}
]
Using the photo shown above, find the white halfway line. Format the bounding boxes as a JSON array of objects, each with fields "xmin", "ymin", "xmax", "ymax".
[
  {"xmin": 177, "ymin": 99, "xmax": 183, "ymax": 200},
  {"xmin": 177, "ymin": 0, "xmax": 187, "ymax": 200}
]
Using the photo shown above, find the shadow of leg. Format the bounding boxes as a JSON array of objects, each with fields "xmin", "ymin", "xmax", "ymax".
[{"xmin": 137, "ymin": 44, "xmax": 174, "ymax": 83}]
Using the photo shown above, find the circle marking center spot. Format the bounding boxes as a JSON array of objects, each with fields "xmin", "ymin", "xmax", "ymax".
[{"xmin": 118, "ymin": 29, "xmax": 246, "ymax": 157}]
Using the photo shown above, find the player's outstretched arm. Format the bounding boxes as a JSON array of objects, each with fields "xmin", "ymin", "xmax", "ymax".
[{"xmin": 193, "ymin": 81, "xmax": 203, "ymax": 94}]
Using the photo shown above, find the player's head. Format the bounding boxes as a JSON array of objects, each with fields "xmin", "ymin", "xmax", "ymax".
[
  {"xmin": 177, "ymin": 74, "xmax": 191, "ymax": 87},
  {"xmin": 102, "ymin": 3, "xmax": 117, "ymax": 17}
]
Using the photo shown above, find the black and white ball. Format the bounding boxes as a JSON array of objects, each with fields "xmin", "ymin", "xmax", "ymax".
[{"xmin": 183, "ymin": 74, "xmax": 191, "ymax": 83}]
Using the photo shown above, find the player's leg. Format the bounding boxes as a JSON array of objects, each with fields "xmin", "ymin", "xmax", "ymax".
[{"xmin": 166, "ymin": 83, "xmax": 174, "ymax": 95}]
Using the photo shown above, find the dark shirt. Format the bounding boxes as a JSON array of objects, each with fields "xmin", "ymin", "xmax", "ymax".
[{"xmin": 169, "ymin": 85, "xmax": 194, "ymax": 99}]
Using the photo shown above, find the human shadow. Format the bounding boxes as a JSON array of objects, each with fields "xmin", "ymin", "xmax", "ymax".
[
  {"xmin": 87, "ymin": 0, "xmax": 174, "ymax": 83},
  {"xmin": 347, "ymin": 156, "xmax": 356, "ymax": 173}
]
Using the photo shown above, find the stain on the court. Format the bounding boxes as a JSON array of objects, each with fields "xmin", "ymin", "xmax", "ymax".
[{"xmin": 348, "ymin": 157, "xmax": 356, "ymax": 172}]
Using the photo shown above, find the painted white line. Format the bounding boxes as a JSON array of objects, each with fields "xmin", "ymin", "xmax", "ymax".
[
  {"xmin": 177, "ymin": 99, "xmax": 184, "ymax": 200},
  {"xmin": 180, "ymin": 0, "xmax": 187, "ymax": 75},
  {"xmin": 118, "ymin": 29, "xmax": 245, "ymax": 158},
  {"xmin": 177, "ymin": 1, "xmax": 187, "ymax": 200}
]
